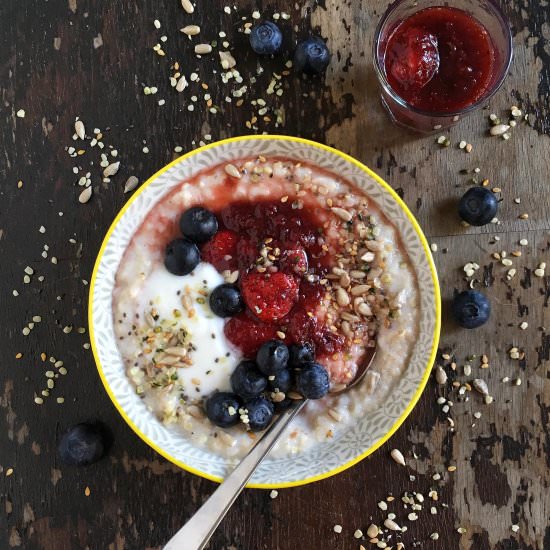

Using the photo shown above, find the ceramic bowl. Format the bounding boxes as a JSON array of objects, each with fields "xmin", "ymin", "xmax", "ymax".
[{"xmin": 89, "ymin": 135, "xmax": 440, "ymax": 488}]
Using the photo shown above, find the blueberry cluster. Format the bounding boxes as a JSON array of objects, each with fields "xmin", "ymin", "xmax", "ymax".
[
  {"xmin": 249, "ymin": 21, "xmax": 331, "ymax": 75},
  {"xmin": 204, "ymin": 340, "xmax": 330, "ymax": 432},
  {"xmin": 164, "ymin": 206, "xmax": 218, "ymax": 276}
]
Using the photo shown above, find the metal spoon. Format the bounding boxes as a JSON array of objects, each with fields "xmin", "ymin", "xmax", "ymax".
[{"xmin": 163, "ymin": 346, "xmax": 376, "ymax": 550}]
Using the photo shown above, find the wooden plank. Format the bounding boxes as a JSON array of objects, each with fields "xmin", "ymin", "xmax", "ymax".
[{"xmin": 0, "ymin": 0, "xmax": 549, "ymax": 549}]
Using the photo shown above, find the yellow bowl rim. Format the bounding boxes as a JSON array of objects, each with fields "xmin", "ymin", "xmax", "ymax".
[{"xmin": 88, "ymin": 134, "xmax": 441, "ymax": 489}]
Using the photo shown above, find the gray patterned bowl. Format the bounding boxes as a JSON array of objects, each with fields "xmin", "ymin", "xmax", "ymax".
[{"xmin": 89, "ymin": 135, "xmax": 441, "ymax": 488}]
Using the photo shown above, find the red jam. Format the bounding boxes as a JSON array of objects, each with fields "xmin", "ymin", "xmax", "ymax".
[
  {"xmin": 384, "ymin": 7, "xmax": 497, "ymax": 112},
  {"xmin": 204, "ymin": 200, "xmax": 344, "ymax": 358}
]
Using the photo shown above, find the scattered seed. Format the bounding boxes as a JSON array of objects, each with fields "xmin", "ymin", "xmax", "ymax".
[
  {"xmin": 390, "ymin": 448, "xmax": 406, "ymax": 466},
  {"xmin": 176, "ymin": 75, "xmax": 188, "ymax": 92},
  {"xmin": 366, "ymin": 524, "xmax": 379, "ymax": 538},
  {"xmin": 103, "ymin": 162, "xmax": 120, "ymax": 177},
  {"xmin": 78, "ymin": 186, "xmax": 92, "ymax": 204},
  {"xmin": 181, "ymin": 24, "xmax": 200, "ymax": 36},
  {"xmin": 195, "ymin": 43, "xmax": 212, "ymax": 55},
  {"xmin": 473, "ymin": 378, "xmax": 489, "ymax": 395},
  {"xmin": 75, "ymin": 120, "xmax": 85, "ymax": 139},
  {"xmin": 490, "ymin": 124, "xmax": 510, "ymax": 136},
  {"xmin": 333, "ymin": 524, "xmax": 342, "ymax": 534},
  {"xmin": 124, "ymin": 176, "xmax": 139, "ymax": 193},
  {"xmin": 354, "ymin": 529, "xmax": 363, "ymax": 539},
  {"xmin": 384, "ymin": 519, "xmax": 401, "ymax": 531},
  {"xmin": 181, "ymin": 0, "xmax": 194, "ymax": 13},
  {"xmin": 435, "ymin": 366, "xmax": 447, "ymax": 385}
]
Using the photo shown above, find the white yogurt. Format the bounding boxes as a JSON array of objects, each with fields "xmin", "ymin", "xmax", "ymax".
[{"xmin": 128, "ymin": 262, "xmax": 241, "ymax": 398}]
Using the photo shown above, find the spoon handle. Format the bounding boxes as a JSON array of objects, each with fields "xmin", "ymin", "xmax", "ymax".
[{"xmin": 163, "ymin": 399, "xmax": 307, "ymax": 550}]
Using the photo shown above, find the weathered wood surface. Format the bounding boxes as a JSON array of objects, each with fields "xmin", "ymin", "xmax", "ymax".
[{"xmin": 1, "ymin": 0, "xmax": 549, "ymax": 549}]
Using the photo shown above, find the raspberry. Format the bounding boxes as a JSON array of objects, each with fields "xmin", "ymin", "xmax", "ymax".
[
  {"xmin": 201, "ymin": 230, "xmax": 238, "ymax": 272},
  {"xmin": 388, "ymin": 28, "xmax": 439, "ymax": 91},
  {"xmin": 224, "ymin": 313, "xmax": 280, "ymax": 357},
  {"xmin": 241, "ymin": 271, "xmax": 299, "ymax": 323}
]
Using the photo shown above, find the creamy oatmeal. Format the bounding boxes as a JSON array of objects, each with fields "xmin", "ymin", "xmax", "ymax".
[{"xmin": 112, "ymin": 156, "xmax": 418, "ymax": 458}]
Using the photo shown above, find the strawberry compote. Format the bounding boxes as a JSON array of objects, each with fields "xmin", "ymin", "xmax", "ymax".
[
  {"xmin": 384, "ymin": 7, "xmax": 497, "ymax": 112},
  {"xmin": 203, "ymin": 200, "xmax": 345, "ymax": 359}
]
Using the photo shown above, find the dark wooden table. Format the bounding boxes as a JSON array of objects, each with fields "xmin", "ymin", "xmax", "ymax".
[{"xmin": 2, "ymin": 1, "xmax": 549, "ymax": 549}]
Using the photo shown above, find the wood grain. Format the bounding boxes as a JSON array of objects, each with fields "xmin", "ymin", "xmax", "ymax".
[{"xmin": 1, "ymin": 0, "xmax": 549, "ymax": 549}]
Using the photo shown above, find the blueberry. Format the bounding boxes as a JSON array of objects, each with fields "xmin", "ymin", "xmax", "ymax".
[
  {"xmin": 230, "ymin": 360, "xmax": 268, "ymax": 399},
  {"xmin": 256, "ymin": 339, "xmax": 289, "ymax": 375},
  {"xmin": 209, "ymin": 284, "xmax": 244, "ymax": 317},
  {"xmin": 164, "ymin": 238, "xmax": 200, "ymax": 276},
  {"xmin": 58, "ymin": 423, "xmax": 107, "ymax": 466},
  {"xmin": 458, "ymin": 187, "xmax": 499, "ymax": 226},
  {"xmin": 451, "ymin": 290, "xmax": 491, "ymax": 329},
  {"xmin": 288, "ymin": 342, "xmax": 315, "ymax": 367},
  {"xmin": 244, "ymin": 397, "xmax": 274, "ymax": 432},
  {"xmin": 268, "ymin": 368, "xmax": 292, "ymax": 393},
  {"xmin": 179, "ymin": 207, "xmax": 218, "ymax": 243},
  {"xmin": 295, "ymin": 362, "xmax": 330, "ymax": 399},
  {"xmin": 205, "ymin": 392, "xmax": 242, "ymax": 428},
  {"xmin": 273, "ymin": 397, "xmax": 293, "ymax": 413},
  {"xmin": 249, "ymin": 21, "xmax": 283, "ymax": 55},
  {"xmin": 294, "ymin": 37, "xmax": 331, "ymax": 74}
]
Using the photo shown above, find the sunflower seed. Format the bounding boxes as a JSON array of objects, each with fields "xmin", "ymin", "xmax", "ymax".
[
  {"xmin": 350, "ymin": 270, "xmax": 367, "ymax": 279},
  {"xmin": 164, "ymin": 346, "xmax": 188, "ymax": 358},
  {"xmin": 435, "ymin": 366, "xmax": 447, "ymax": 385},
  {"xmin": 384, "ymin": 518, "xmax": 401, "ymax": 531},
  {"xmin": 287, "ymin": 391, "xmax": 304, "ymax": 400},
  {"xmin": 336, "ymin": 288, "xmax": 350, "ymax": 307},
  {"xmin": 390, "ymin": 448, "xmax": 406, "ymax": 466},
  {"xmin": 339, "ymin": 272, "xmax": 351, "ymax": 287},
  {"xmin": 490, "ymin": 124, "xmax": 510, "ymax": 136},
  {"xmin": 124, "ymin": 176, "xmax": 139, "ymax": 193},
  {"xmin": 357, "ymin": 302, "xmax": 372, "ymax": 317},
  {"xmin": 331, "ymin": 207, "xmax": 352, "ymax": 222},
  {"xmin": 351, "ymin": 285, "xmax": 370, "ymax": 296},
  {"xmin": 328, "ymin": 408, "xmax": 342, "ymax": 422},
  {"xmin": 195, "ymin": 43, "xmax": 212, "ymax": 55},
  {"xmin": 75, "ymin": 120, "xmax": 85, "ymax": 139},
  {"xmin": 103, "ymin": 162, "xmax": 120, "ymax": 177},
  {"xmin": 224, "ymin": 163, "xmax": 241, "ymax": 178},
  {"xmin": 78, "ymin": 186, "xmax": 92, "ymax": 204},
  {"xmin": 181, "ymin": 24, "xmax": 200, "ymax": 36},
  {"xmin": 367, "ymin": 524, "xmax": 379, "ymax": 538},
  {"xmin": 176, "ymin": 75, "xmax": 188, "ymax": 92},
  {"xmin": 181, "ymin": 0, "xmax": 194, "ymax": 13},
  {"xmin": 473, "ymin": 378, "xmax": 489, "ymax": 395}
]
